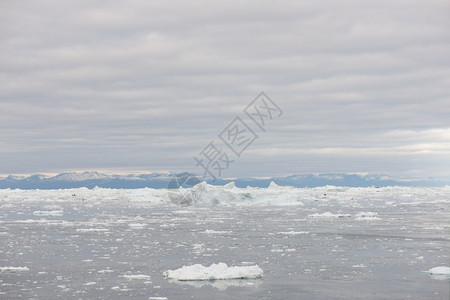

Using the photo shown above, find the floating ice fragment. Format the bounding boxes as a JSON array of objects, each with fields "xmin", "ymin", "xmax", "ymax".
[
  {"xmin": 355, "ymin": 212, "xmax": 380, "ymax": 220},
  {"xmin": 33, "ymin": 210, "xmax": 64, "ymax": 216},
  {"xmin": 204, "ymin": 229, "xmax": 232, "ymax": 234},
  {"xmin": 98, "ymin": 269, "xmax": 114, "ymax": 274},
  {"xmin": 428, "ymin": 266, "xmax": 450, "ymax": 280},
  {"xmin": 428, "ymin": 266, "xmax": 450, "ymax": 275},
  {"xmin": 163, "ymin": 263, "xmax": 263, "ymax": 281},
  {"xmin": 76, "ymin": 228, "xmax": 109, "ymax": 233},
  {"xmin": 308, "ymin": 212, "xmax": 351, "ymax": 218},
  {"xmin": 128, "ymin": 223, "xmax": 146, "ymax": 229},
  {"xmin": 123, "ymin": 274, "xmax": 151, "ymax": 280},
  {"xmin": 278, "ymin": 231, "xmax": 309, "ymax": 235},
  {"xmin": 0, "ymin": 266, "xmax": 29, "ymax": 272}
]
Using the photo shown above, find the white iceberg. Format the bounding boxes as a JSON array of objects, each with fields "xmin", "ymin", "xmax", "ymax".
[
  {"xmin": 0, "ymin": 266, "xmax": 29, "ymax": 272},
  {"xmin": 428, "ymin": 266, "xmax": 450, "ymax": 275},
  {"xmin": 428, "ymin": 266, "xmax": 450, "ymax": 280},
  {"xmin": 163, "ymin": 263, "xmax": 263, "ymax": 281},
  {"xmin": 308, "ymin": 212, "xmax": 351, "ymax": 218}
]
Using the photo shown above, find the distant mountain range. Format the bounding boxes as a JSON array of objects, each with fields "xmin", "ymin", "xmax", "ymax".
[{"xmin": 0, "ymin": 171, "xmax": 448, "ymax": 189}]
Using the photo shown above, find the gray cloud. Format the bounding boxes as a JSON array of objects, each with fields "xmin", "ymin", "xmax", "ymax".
[{"xmin": 1, "ymin": 0, "xmax": 449, "ymax": 178}]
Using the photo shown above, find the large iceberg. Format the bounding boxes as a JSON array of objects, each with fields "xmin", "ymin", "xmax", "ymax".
[{"xmin": 170, "ymin": 181, "xmax": 303, "ymax": 206}]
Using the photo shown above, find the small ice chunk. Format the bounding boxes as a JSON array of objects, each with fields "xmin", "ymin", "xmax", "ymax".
[
  {"xmin": 204, "ymin": 230, "xmax": 231, "ymax": 234},
  {"xmin": 163, "ymin": 263, "xmax": 263, "ymax": 281},
  {"xmin": 428, "ymin": 266, "xmax": 450, "ymax": 280},
  {"xmin": 128, "ymin": 223, "xmax": 146, "ymax": 229},
  {"xmin": 0, "ymin": 266, "xmax": 29, "ymax": 272},
  {"xmin": 278, "ymin": 231, "xmax": 309, "ymax": 235},
  {"xmin": 33, "ymin": 210, "xmax": 64, "ymax": 216},
  {"xmin": 355, "ymin": 212, "xmax": 380, "ymax": 220},
  {"xmin": 76, "ymin": 228, "xmax": 109, "ymax": 232},
  {"xmin": 428, "ymin": 266, "xmax": 450, "ymax": 275},
  {"xmin": 308, "ymin": 212, "xmax": 351, "ymax": 218},
  {"xmin": 123, "ymin": 274, "xmax": 151, "ymax": 280},
  {"xmin": 98, "ymin": 269, "xmax": 114, "ymax": 274}
]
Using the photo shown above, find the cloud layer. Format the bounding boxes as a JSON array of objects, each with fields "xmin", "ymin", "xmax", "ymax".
[{"xmin": 1, "ymin": 0, "xmax": 449, "ymax": 178}]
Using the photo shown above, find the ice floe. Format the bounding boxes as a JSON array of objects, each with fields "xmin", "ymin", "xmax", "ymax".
[
  {"xmin": 427, "ymin": 266, "xmax": 450, "ymax": 280},
  {"xmin": 32, "ymin": 210, "xmax": 64, "ymax": 216},
  {"xmin": 122, "ymin": 274, "xmax": 152, "ymax": 280},
  {"xmin": 0, "ymin": 266, "xmax": 29, "ymax": 272},
  {"xmin": 163, "ymin": 263, "xmax": 263, "ymax": 281},
  {"xmin": 76, "ymin": 228, "xmax": 109, "ymax": 233},
  {"xmin": 308, "ymin": 212, "xmax": 351, "ymax": 218},
  {"xmin": 428, "ymin": 266, "xmax": 450, "ymax": 275},
  {"xmin": 355, "ymin": 212, "xmax": 381, "ymax": 220},
  {"xmin": 278, "ymin": 231, "xmax": 309, "ymax": 235},
  {"xmin": 204, "ymin": 229, "xmax": 232, "ymax": 234}
]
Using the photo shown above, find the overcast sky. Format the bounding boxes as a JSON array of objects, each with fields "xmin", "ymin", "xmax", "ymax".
[{"xmin": 1, "ymin": 0, "xmax": 449, "ymax": 179}]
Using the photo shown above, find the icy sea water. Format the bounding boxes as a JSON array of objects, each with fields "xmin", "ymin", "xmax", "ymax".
[{"xmin": 0, "ymin": 186, "xmax": 449, "ymax": 299}]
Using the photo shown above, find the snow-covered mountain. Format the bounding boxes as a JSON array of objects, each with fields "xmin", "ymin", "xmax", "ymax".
[{"xmin": 0, "ymin": 171, "xmax": 448, "ymax": 189}]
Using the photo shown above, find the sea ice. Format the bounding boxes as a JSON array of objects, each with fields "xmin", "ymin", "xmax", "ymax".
[
  {"xmin": 163, "ymin": 263, "xmax": 263, "ymax": 281},
  {"xmin": 428, "ymin": 266, "xmax": 450, "ymax": 275},
  {"xmin": 167, "ymin": 278, "xmax": 262, "ymax": 291},
  {"xmin": 0, "ymin": 266, "xmax": 29, "ymax": 272},
  {"xmin": 123, "ymin": 274, "xmax": 152, "ymax": 280},
  {"xmin": 32, "ymin": 210, "xmax": 64, "ymax": 216},
  {"xmin": 355, "ymin": 212, "xmax": 381, "ymax": 220},
  {"xmin": 278, "ymin": 231, "xmax": 309, "ymax": 235},
  {"xmin": 428, "ymin": 266, "xmax": 450, "ymax": 280},
  {"xmin": 308, "ymin": 212, "xmax": 351, "ymax": 218},
  {"xmin": 76, "ymin": 228, "xmax": 109, "ymax": 233},
  {"xmin": 204, "ymin": 229, "xmax": 232, "ymax": 234}
]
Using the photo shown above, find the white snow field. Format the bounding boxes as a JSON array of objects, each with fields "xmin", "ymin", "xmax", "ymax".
[{"xmin": 0, "ymin": 183, "xmax": 449, "ymax": 299}]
